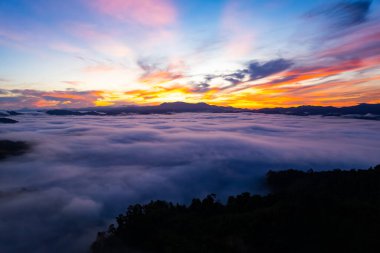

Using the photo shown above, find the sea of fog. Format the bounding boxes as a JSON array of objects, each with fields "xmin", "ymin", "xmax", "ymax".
[{"xmin": 0, "ymin": 113, "xmax": 379, "ymax": 253}]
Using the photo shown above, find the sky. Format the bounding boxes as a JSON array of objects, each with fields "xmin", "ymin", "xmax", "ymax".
[
  {"xmin": 0, "ymin": 0, "xmax": 380, "ymax": 109},
  {"xmin": 1, "ymin": 113, "xmax": 379, "ymax": 252}
]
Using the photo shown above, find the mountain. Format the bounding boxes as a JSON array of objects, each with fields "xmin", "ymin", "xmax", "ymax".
[
  {"xmin": 45, "ymin": 102, "xmax": 246, "ymax": 115},
  {"xmin": 0, "ymin": 118, "xmax": 18, "ymax": 124},
  {"xmin": 32, "ymin": 102, "xmax": 380, "ymax": 120},
  {"xmin": 45, "ymin": 110, "xmax": 101, "ymax": 116},
  {"xmin": 253, "ymin": 103, "xmax": 380, "ymax": 119},
  {"xmin": 0, "ymin": 111, "xmax": 23, "ymax": 117}
]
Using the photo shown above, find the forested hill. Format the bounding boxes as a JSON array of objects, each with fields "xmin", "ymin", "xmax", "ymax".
[{"xmin": 91, "ymin": 165, "xmax": 380, "ymax": 253}]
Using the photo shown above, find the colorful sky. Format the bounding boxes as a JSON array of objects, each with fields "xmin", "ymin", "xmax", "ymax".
[{"xmin": 0, "ymin": 0, "xmax": 380, "ymax": 109}]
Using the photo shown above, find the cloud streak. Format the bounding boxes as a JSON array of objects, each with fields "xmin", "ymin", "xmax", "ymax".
[
  {"xmin": 307, "ymin": 0, "xmax": 373, "ymax": 28},
  {"xmin": 91, "ymin": 0, "xmax": 177, "ymax": 27},
  {"xmin": 137, "ymin": 59, "xmax": 185, "ymax": 85},
  {"xmin": 223, "ymin": 59, "xmax": 294, "ymax": 85},
  {"xmin": 0, "ymin": 89, "xmax": 105, "ymax": 109}
]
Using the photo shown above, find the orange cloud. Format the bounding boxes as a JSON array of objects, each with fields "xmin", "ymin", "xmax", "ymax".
[
  {"xmin": 245, "ymin": 58, "xmax": 369, "ymax": 92},
  {"xmin": 1, "ymin": 77, "xmax": 379, "ymax": 110},
  {"xmin": 34, "ymin": 100, "xmax": 61, "ymax": 107},
  {"xmin": 139, "ymin": 70, "xmax": 183, "ymax": 85},
  {"xmin": 1, "ymin": 55, "xmax": 379, "ymax": 110},
  {"xmin": 136, "ymin": 59, "xmax": 186, "ymax": 85},
  {"xmin": 124, "ymin": 86, "xmax": 193, "ymax": 103},
  {"xmin": 0, "ymin": 89, "xmax": 108, "ymax": 109},
  {"xmin": 214, "ymin": 74, "xmax": 380, "ymax": 109}
]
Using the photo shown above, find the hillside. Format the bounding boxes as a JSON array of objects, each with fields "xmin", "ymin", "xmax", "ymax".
[{"xmin": 91, "ymin": 165, "xmax": 380, "ymax": 253}]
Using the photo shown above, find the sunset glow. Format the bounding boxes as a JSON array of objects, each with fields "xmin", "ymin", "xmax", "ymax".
[
  {"xmin": 0, "ymin": 0, "xmax": 379, "ymax": 109},
  {"xmin": 1, "ymin": 2, "xmax": 380, "ymax": 252}
]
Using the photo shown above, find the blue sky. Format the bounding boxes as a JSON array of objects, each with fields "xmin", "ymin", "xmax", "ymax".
[{"xmin": 0, "ymin": 0, "xmax": 379, "ymax": 108}]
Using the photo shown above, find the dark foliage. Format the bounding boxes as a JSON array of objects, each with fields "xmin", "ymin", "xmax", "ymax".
[
  {"xmin": 91, "ymin": 165, "xmax": 380, "ymax": 253},
  {"xmin": 0, "ymin": 140, "xmax": 30, "ymax": 160}
]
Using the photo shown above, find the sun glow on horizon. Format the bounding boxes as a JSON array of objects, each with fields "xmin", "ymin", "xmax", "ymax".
[{"xmin": 0, "ymin": 0, "xmax": 379, "ymax": 109}]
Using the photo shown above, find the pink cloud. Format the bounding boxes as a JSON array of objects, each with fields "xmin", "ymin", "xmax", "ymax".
[
  {"xmin": 61, "ymin": 81, "xmax": 82, "ymax": 86},
  {"xmin": 68, "ymin": 23, "xmax": 107, "ymax": 41},
  {"xmin": 220, "ymin": 1, "xmax": 256, "ymax": 59},
  {"xmin": 83, "ymin": 64, "xmax": 118, "ymax": 73},
  {"xmin": 0, "ymin": 78, "xmax": 10, "ymax": 82},
  {"xmin": 50, "ymin": 42, "xmax": 84, "ymax": 54},
  {"xmin": 319, "ymin": 30, "xmax": 380, "ymax": 60},
  {"xmin": 92, "ymin": 0, "xmax": 177, "ymax": 27},
  {"xmin": 0, "ymin": 28, "xmax": 26, "ymax": 42},
  {"xmin": 0, "ymin": 89, "xmax": 105, "ymax": 109}
]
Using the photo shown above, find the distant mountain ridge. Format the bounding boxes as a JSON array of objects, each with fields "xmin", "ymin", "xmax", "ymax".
[
  {"xmin": 0, "ymin": 118, "xmax": 19, "ymax": 124},
  {"xmin": 254, "ymin": 103, "xmax": 380, "ymax": 116},
  {"xmin": 3, "ymin": 102, "xmax": 378, "ymax": 120},
  {"xmin": 45, "ymin": 102, "xmax": 246, "ymax": 115},
  {"xmin": 42, "ymin": 102, "xmax": 380, "ymax": 119}
]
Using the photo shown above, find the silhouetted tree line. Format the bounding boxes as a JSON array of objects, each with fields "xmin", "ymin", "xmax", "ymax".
[{"xmin": 92, "ymin": 165, "xmax": 380, "ymax": 253}]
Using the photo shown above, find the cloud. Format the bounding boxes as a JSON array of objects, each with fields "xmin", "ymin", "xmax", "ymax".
[
  {"xmin": 83, "ymin": 64, "xmax": 118, "ymax": 73},
  {"xmin": 61, "ymin": 81, "xmax": 82, "ymax": 86},
  {"xmin": 1, "ymin": 30, "xmax": 379, "ymax": 110},
  {"xmin": 0, "ymin": 89, "xmax": 105, "ymax": 109},
  {"xmin": 214, "ymin": 14, "xmax": 380, "ymax": 108},
  {"xmin": 49, "ymin": 42, "xmax": 84, "ymax": 54},
  {"xmin": 0, "ymin": 114, "xmax": 379, "ymax": 253},
  {"xmin": 318, "ymin": 23, "xmax": 380, "ymax": 61},
  {"xmin": 123, "ymin": 85, "xmax": 194, "ymax": 103},
  {"xmin": 295, "ymin": 1, "xmax": 377, "ymax": 66},
  {"xmin": 257, "ymin": 58, "xmax": 364, "ymax": 89},
  {"xmin": 92, "ymin": 40, "xmax": 133, "ymax": 58},
  {"xmin": 221, "ymin": 0, "xmax": 256, "ymax": 59},
  {"xmin": 0, "ymin": 78, "xmax": 10, "ymax": 83},
  {"xmin": 247, "ymin": 23, "xmax": 380, "ymax": 93},
  {"xmin": 243, "ymin": 59, "xmax": 294, "ymax": 81},
  {"xmin": 137, "ymin": 59, "xmax": 185, "ymax": 85},
  {"xmin": 0, "ymin": 96, "xmax": 21, "ymax": 103},
  {"xmin": 307, "ymin": 0, "xmax": 373, "ymax": 28},
  {"xmin": 192, "ymin": 82, "xmax": 211, "ymax": 93},
  {"xmin": 0, "ymin": 27, "xmax": 26, "ymax": 42},
  {"xmin": 209, "ymin": 58, "xmax": 294, "ymax": 87},
  {"xmin": 91, "ymin": 0, "xmax": 177, "ymax": 27}
]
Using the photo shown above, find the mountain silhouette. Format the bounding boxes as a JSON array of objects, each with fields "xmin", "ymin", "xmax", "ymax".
[{"xmin": 43, "ymin": 102, "xmax": 380, "ymax": 119}]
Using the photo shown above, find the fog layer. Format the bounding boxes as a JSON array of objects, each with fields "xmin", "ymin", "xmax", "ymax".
[{"xmin": 0, "ymin": 113, "xmax": 379, "ymax": 253}]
